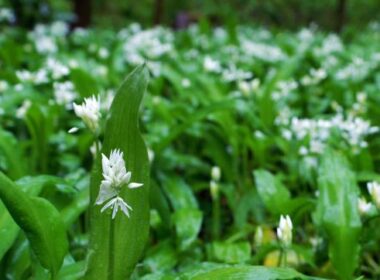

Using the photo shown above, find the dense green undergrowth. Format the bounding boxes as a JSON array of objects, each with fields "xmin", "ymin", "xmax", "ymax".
[{"xmin": 0, "ymin": 17, "xmax": 380, "ymax": 279}]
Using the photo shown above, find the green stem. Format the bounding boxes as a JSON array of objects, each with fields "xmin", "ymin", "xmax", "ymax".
[
  {"xmin": 212, "ymin": 194, "xmax": 221, "ymax": 240},
  {"xmin": 108, "ymin": 220, "xmax": 114, "ymax": 280}
]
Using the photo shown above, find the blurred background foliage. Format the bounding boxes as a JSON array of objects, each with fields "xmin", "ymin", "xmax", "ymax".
[{"xmin": 2, "ymin": 0, "xmax": 380, "ymax": 32}]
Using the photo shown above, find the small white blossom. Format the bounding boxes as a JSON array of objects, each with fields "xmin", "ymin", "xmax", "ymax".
[
  {"xmin": 358, "ymin": 197, "xmax": 372, "ymax": 215},
  {"xmin": 98, "ymin": 47, "xmax": 109, "ymax": 59},
  {"xmin": 181, "ymin": 78, "xmax": 191, "ymax": 88},
  {"xmin": 367, "ymin": 181, "xmax": 380, "ymax": 208},
  {"xmin": 203, "ymin": 56, "xmax": 222, "ymax": 73},
  {"xmin": 0, "ymin": 80, "xmax": 9, "ymax": 92},
  {"xmin": 73, "ymin": 95, "xmax": 100, "ymax": 133},
  {"xmin": 277, "ymin": 215, "xmax": 293, "ymax": 246},
  {"xmin": 96, "ymin": 149, "xmax": 143, "ymax": 219}
]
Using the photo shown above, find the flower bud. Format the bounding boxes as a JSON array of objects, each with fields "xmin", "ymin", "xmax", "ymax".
[
  {"xmin": 210, "ymin": 180, "xmax": 219, "ymax": 200},
  {"xmin": 254, "ymin": 226, "xmax": 263, "ymax": 247},
  {"xmin": 211, "ymin": 166, "xmax": 221, "ymax": 182},
  {"xmin": 277, "ymin": 215, "xmax": 293, "ymax": 246}
]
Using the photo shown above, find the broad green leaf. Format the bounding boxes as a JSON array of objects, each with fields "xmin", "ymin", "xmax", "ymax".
[
  {"xmin": 207, "ymin": 242, "xmax": 251, "ymax": 264},
  {"xmin": 0, "ymin": 175, "xmax": 70, "ymax": 261},
  {"xmin": 85, "ymin": 65, "xmax": 150, "ymax": 280},
  {"xmin": 183, "ymin": 264, "xmax": 323, "ymax": 280},
  {"xmin": 173, "ymin": 208, "xmax": 202, "ymax": 250},
  {"xmin": 0, "ymin": 172, "xmax": 68, "ymax": 277},
  {"xmin": 254, "ymin": 170, "xmax": 291, "ymax": 215},
  {"xmin": 315, "ymin": 150, "xmax": 361, "ymax": 280}
]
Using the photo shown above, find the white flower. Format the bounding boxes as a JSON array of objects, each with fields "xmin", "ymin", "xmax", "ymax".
[
  {"xmin": 277, "ymin": 215, "xmax": 293, "ymax": 246},
  {"xmin": 96, "ymin": 149, "xmax": 143, "ymax": 219},
  {"xmin": 181, "ymin": 78, "xmax": 191, "ymax": 88},
  {"xmin": 367, "ymin": 181, "xmax": 380, "ymax": 208},
  {"xmin": 73, "ymin": 95, "xmax": 100, "ymax": 133},
  {"xmin": 358, "ymin": 197, "xmax": 372, "ymax": 215},
  {"xmin": 203, "ymin": 56, "xmax": 221, "ymax": 73},
  {"xmin": 0, "ymin": 80, "xmax": 9, "ymax": 92},
  {"xmin": 46, "ymin": 58, "xmax": 69, "ymax": 79}
]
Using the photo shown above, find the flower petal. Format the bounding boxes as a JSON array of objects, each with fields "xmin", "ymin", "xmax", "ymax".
[
  {"xmin": 95, "ymin": 181, "xmax": 118, "ymax": 205},
  {"xmin": 128, "ymin": 182, "xmax": 143, "ymax": 189}
]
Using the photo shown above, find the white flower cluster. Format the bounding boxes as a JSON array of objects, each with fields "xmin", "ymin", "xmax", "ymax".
[
  {"xmin": 281, "ymin": 114, "xmax": 378, "ymax": 155},
  {"xmin": 222, "ymin": 64, "xmax": 252, "ymax": 82},
  {"xmin": 46, "ymin": 58, "xmax": 69, "ymax": 80},
  {"xmin": 314, "ymin": 34, "xmax": 343, "ymax": 57},
  {"xmin": 122, "ymin": 27, "xmax": 173, "ymax": 65},
  {"xmin": 300, "ymin": 68, "xmax": 327, "ymax": 86},
  {"xmin": 16, "ymin": 69, "xmax": 48, "ymax": 85},
  {"xmin": 96, "ymin": 149, "xmax": 143, "ymax": 219},
  {"xmin": 53, "ymin": 81, "xmax": 76, "ymax": 108},
  {"xmin": 28, "ymin": 21, "xmax": 69, "ymax": 54},
  {"xmin": 0, "ymin": 8, "xmax": 15, "ymax": 23},
  {"xmin": 240, "ymin": 39, "xmax": 286, "ymax": 63},
  {"xmin": 335, "ymin": 57, "xmax": 372, "ymax": 82},
  {"xmin": 273, "ymin": 80, "xmax": 298, "ymax": 101}
]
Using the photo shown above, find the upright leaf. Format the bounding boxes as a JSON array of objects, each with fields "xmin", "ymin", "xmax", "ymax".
[
  {"xmin": 85, "ymin": 65, "xmax": 150, "ymax": 279},
  {"xmin": 254, "ymin": 170, "xmax": 291, "ymax": 215},
  {"xmin": 315, "ymin": 150, "xmax": 361, "ymax": 280},
  {"xmin": 0, "ymin": 172, "xmax": 68, "ymax": 277}
]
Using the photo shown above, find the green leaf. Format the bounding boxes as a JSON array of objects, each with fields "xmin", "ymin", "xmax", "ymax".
[
  {"xmin": 0, "ymin": 128, "xmax": 26, "ymax": 179},
  {"xmin": 184, "ymin": 264, "xmax": 323, "ymax": 280},
  {"xmin": 315, "ymin": 150, "xmax": 361, "ymax": 280},
  {"xmin": 0, "ymin": 175, "xmax": 70, "ymax": 261},
  {"xmin": 173, "ymin": 208, "xmax": 202, "ymax": 250},
  {"xmin": 0, "ymin": 172, "xmax": 68, "ymax": 277},
  {"xmin": 143, "ymin": 240, "xmax": 177, "ymax": 272},
  {"xmin": 161, "ymin": 177, "xmax": 198, "ymax": 210},
  {"xmin": 57, "ymin": 261, "xmax": 85, "ymax": 280},
  {"xmin": 85, "ymin": 65, "xmax": 150, "ymax": 279},
  {"xmin": 70, "ymin": 68, "xmax": 99, "ymax": 98},
  {"xmin": 207, "ymin": 242, "xmax": 251, "ymax": 264},
  {"xmin": 253, "ymin": 170, "xmax": 291, "ymax": 215}
]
